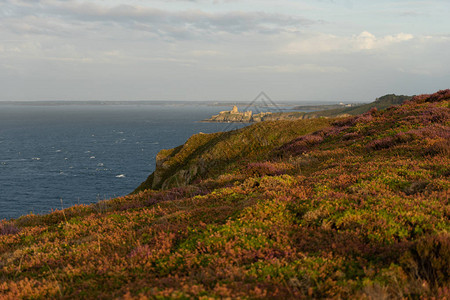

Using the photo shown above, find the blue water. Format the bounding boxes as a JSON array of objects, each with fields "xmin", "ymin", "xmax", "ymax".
[{"xmin": 0, "ymin": 104, "xmax": 247, "ymax": 220}]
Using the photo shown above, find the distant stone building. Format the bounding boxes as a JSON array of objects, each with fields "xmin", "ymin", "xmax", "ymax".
[{"xmin": 203, "ymin": 106, "xmax": 271, "ymax": 123}]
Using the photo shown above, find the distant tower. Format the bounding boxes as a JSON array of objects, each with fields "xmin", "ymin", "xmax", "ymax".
[{"xmin": 231, "ymin": 105, "xmax": 238, "ymax": 113}]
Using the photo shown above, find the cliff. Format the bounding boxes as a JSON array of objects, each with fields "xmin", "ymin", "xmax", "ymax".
[
  {"xmin": 1, "ymin": 90, "xmax": 449, "ymax": 299},
  {"xmin": 134, "ymin": 117, "xmax": 331, "ymax": 192}
]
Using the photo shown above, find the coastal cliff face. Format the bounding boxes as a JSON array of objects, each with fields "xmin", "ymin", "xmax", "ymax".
[
  {"xmin": 134, "ymin": 117, "xmax": 332, "ymax": 192},
  {"xmin": 1, "ymin": 90, "xmax": 449, "ymax": 299},
  {"xmin": 134, "ymin": 132, "xmax": 221, "ymax": 191}
]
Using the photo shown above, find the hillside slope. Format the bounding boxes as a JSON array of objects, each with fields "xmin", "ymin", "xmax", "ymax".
[
  {"xmin": 306, "ymin": 93, "xmax": 412, "ymax": 117},
  {"xmin": 264, "ymin": 93, "xmax": 412, "ymax": 121},
  {"xmin": 134, "ymin": 118, "xmax": 331, "ymax": 192},
  {"xmin": 0, "ymin": 90, "xmax": 449, "ymax": 299},
  {"xmin": 134, "ymin": 94, "xmax": 411, "ymax": 192}
]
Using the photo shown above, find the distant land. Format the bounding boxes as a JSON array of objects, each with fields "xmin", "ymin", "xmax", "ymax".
[
  {"xmin": 291, "ymin": 103, "xmax": 359, "ymax": 110},
  {"xmin": 203, "ymin": 94, "xmax": 412, "ymax": 123},
  {"xmin": 0, "ymin": 100, "xmax": 206, "ymax": 106},
  {"xmin": 0, "ymin": 99, "xmax": 364, "ymax": 108}
]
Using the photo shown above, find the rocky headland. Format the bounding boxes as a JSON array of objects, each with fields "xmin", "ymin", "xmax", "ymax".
[
  {"xmin": 202, "ymin": 105, "xmax": 272, "ymax": 123},
  {"xmin": 202, "ymin": 94, "xmax": 413, "ymax": 123}
]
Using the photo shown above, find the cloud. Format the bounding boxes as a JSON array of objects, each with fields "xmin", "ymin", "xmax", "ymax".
[
  {"xmin": 240, "ymin": 63, "xmax": 348, "ymax": 74},
  {"xmin": 282, "ymin": 33, "xmax": 342, "ymax": 54},
  {"xmin": 1, "ymin": 0, "xmax": 315, "ymax": 39},
  {"xmin": 354, "ymin": 31, "xmax": 413, "ymax": 50},
  {"xmin": 282, "ymin": 31, "xmax": 414, "ymax": 54},
  {"xmin": 190, "ymin": 50, "xmax": 224, "ymax": 57},
  {"xmin": 1, "ymin": 0, "xmax": 449, "ymax": 101}
]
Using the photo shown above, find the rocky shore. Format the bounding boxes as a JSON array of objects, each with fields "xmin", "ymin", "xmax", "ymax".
[{"xmin": 202, "ymin": 105, "xmax": 272, "ymax": 123}]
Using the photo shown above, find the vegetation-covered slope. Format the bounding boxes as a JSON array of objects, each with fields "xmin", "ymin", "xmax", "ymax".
[
  {"xmin": 134, "ymin": 118, "xmax": 331, "ymax": 192},
  {"xmin": 265, "ymin": 93, "xmax": 412, "ymax": 121},
  {"xmin": 306, "ymin": 93, "xmax": 412, "ymax": 117},
  {"xmin": 1, "ymin": 90, "xmax": 449, "ymax": 299}
]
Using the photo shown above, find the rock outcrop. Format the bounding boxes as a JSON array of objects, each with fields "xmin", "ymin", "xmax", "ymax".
[{"xmin": 202, "ymin": 106, "xmax": 271, "ymax": 123}]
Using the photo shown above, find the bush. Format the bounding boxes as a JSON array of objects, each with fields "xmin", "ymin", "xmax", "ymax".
[
  {"xmin": 276, "ymin": 134, "xmax": 324, "ymax": 157},
  {"xmin": 332, "ymin": 116, "xmax": 358, "ymax": 127},
  {"xmin": 412, "ymin": 89, "xmax": 450, "ymax": 103},
  {"xmin": 0, "ymin": 222, "xmax": 20, "ymax": 235},
  {"xmin": 402, "ymin": 232, "xmax": 450, "ymax": 287},
  {"xmin": 246, "ymin": 162, "xmax": 292, "ymax": 176},
  {"xmin": 365, "ymin": 132, "xmax": 414, "ymax": 151}
]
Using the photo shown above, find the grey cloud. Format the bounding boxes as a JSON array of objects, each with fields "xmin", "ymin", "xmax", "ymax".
[
  {"xmin": 2, "ymin": 0, "xmax": 314, "ymax": 39},
  {"xmin": 62, "ymin": 4, "xmax": 314, "ymax": 35}
]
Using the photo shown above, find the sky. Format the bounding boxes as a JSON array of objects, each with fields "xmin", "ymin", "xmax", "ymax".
[{"xmin": 0, "ymin": 0, "xmax": 449, "ymax": 102}]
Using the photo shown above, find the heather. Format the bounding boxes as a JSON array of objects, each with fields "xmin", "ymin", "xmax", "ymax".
[
  {"xmin": 264, "ymin": 93, "xmax": 413, "ymax": 121},
  {"xmin": 1, "ymin": 90, "xmax": 449, "ymax": 299}
]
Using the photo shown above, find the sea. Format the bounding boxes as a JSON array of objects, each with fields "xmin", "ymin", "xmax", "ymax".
[{"xmin": 0, "ymin": 103, "xmax": 250, "ymax": 220}]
